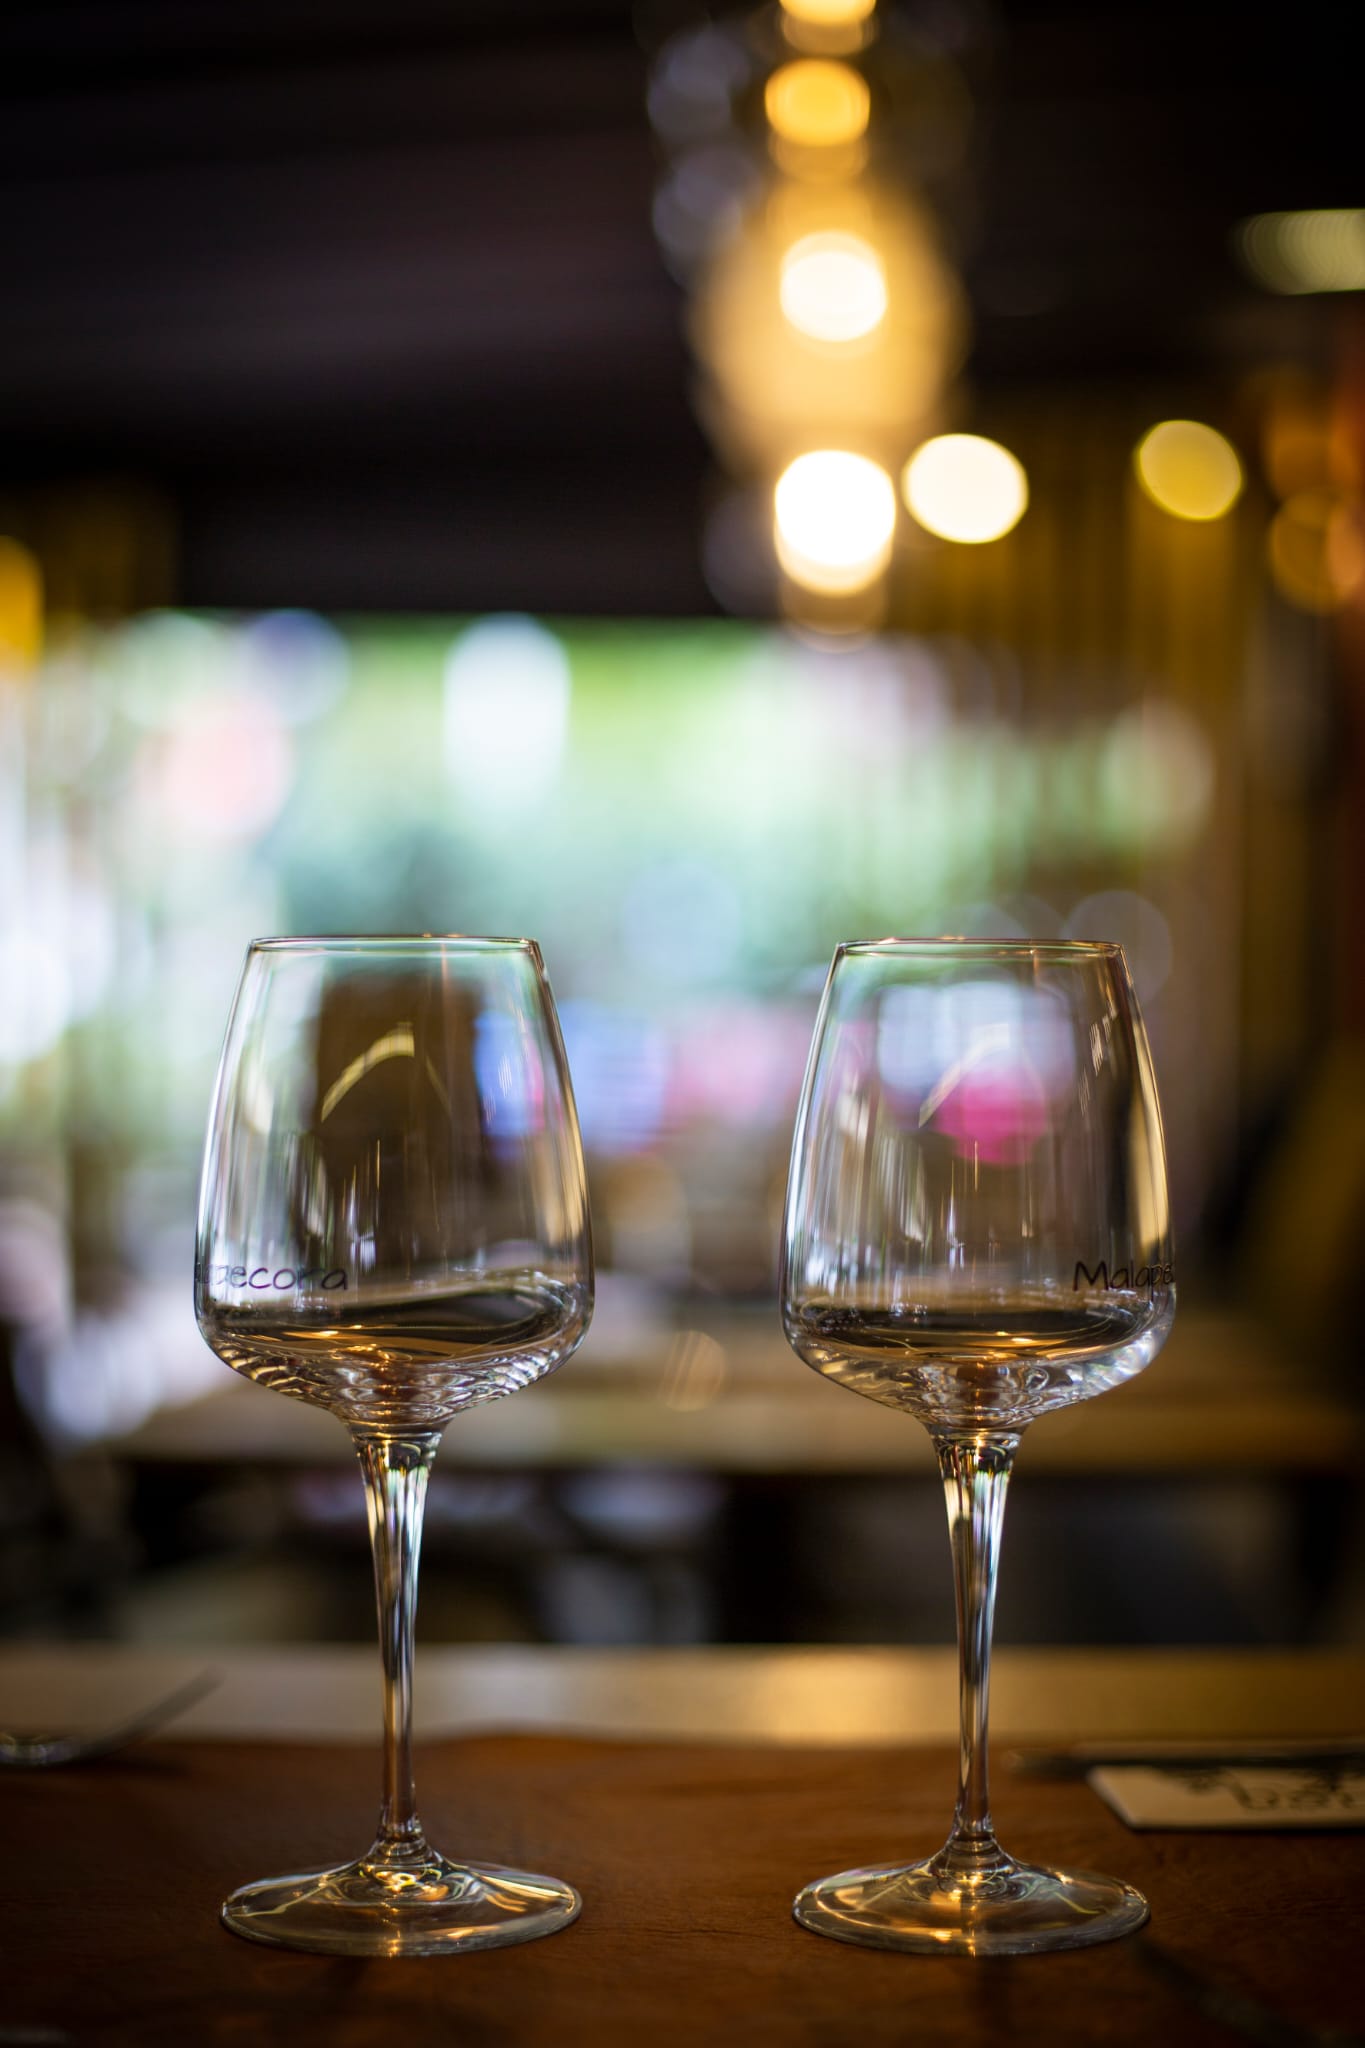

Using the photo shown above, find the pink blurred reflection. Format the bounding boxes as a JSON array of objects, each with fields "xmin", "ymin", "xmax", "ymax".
[
  {"xmin": 137, "ymin": 687, "xmax": 294, "ymax": 843},
  {"xmin": 925, "ymin": 1060, "xmax": 1051, "ymax": 1165},
  {"xmin": 670, "ymin": 1002, "xmax": 811, "ymax": 1125},
  {"xmin": 876, "ymin": 982, "xmax": 1072, "ymax": 1165}
]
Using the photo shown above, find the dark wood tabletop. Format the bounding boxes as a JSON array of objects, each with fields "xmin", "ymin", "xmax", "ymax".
[{"xmin": 6, "ymin": 1729, "xmax": 1364, "ymax": 2047}]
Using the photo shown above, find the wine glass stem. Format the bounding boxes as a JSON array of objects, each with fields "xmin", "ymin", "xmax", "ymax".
[
  {"xmin": 933, "ymin": 1430, "xmax": 1020, "ymax": 1872},
  {"xmin": 353, "ymin": 1429, "xmax": 441, "ymax": 1868}
]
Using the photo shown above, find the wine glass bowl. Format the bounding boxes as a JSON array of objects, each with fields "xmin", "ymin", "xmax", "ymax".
[
  {"xmin": 195, "ymin": 936, "xmax": 592, "ymax": 1956},
  {"xmin": 781, "ymin": 938, "xmax": 1174, "ymax": 1956}
]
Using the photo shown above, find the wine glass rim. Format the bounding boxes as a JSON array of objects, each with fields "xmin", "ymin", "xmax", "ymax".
[
  {"xmin": 836, "ymin": 936, "xmax": 1124, "ymax": 958},
  {"xmin": 246, "ymin": 933, "xmax": 542, "ymax": 955}
]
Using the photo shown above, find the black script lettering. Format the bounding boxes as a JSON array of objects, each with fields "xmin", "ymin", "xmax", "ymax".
[
  {"xmin": 208, "ymin": 1258, "xmax": 350, "ymax": 1293},
  {"xmin": 1075, "ymin": 1257, "xmax": 1175, "ymax": 1293}
]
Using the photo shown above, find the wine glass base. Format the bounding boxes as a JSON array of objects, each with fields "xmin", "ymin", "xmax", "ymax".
[
  {"xmin": 794, "ymin": 1854, "xmax": 1149, "ymax": 1957},
  {"xmin": 222, "ymin": 1853, "xmax": 582, "ymax": 1957}
]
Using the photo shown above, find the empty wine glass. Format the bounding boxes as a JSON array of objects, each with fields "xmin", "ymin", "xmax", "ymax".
[
  {"xmin": 781, "ymin": 939, "xmax": 1174, "ymax": 1955},
  {"xmin": 195, "ymin": 936, "xmax": 593, "ymax": 1956}
]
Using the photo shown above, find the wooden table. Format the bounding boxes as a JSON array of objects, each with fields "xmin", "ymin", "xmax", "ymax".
[
  {"xmin": 4, "ymin": 1646, "xmax": 1364, "ymax": 2046},
  {"xmin": 2, "ymin": 1646, "xmax": 1365, "ymax": 2048},
  {"xmin": 4, "ymin": 1641, "xmax": 1364, "ymax": 1746}
]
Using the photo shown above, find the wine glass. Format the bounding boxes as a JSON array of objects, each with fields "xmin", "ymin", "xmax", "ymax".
[
  {"xmin": 195, "ymin": 936, "xmax": 593, "ymax": 1956},
  {"xmin": 780, "ymin": 939, "xmax": 1174, "ymax": 1956}
]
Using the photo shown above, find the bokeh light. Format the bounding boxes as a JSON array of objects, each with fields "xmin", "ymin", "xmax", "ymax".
[
  {"xmin": 141, "ymin": 687, "xmax": 295, "ymax": 844},
  {"xmin": 901, "ymin": 434, "xmax": 1028, "ymax": 544},
  {"xmin": 690, "ymin": 179, "xmax": 966, "ymax": 473},
  {"xmin": 764, "ymin": 60, "xmax": 870, "ymax": 149},
  {"xmin": 780, "ymin": 0, "xmax": 876, "ymax": 55},
  {"xmin": 782, "ymin": 0, "xmax": 876, "ymax": 25},
  {"xmin": 652, "ymin": 143, "xmax": 760, "ymax": 279},
  {"xmin": 877, "ymin": 981, "xmax": 1075, "ymax": 1164},
  {"xmin": 107, "ymin": 611, "xmax": 229, "ymax": 728},
  {"xmin": 1259, "ymin": 376, "xmax": 1358, "ymax": 499},
  {"xmin": 775, "ymin": 450, "xmax": 897, "ymax": 592},
  {"xmin": 1065, "ymin": 891, "xmax": 1174, "ymax": 1002},
  {"xmin": 659, "ymin": 1330, "xmax": 728, "ymax": 1413},
  {"xmin": 646, "ymin": 24, "xmax": 749, "ymax": 149},
  {"xmin": 443, "ymin": 615, "xmax": 572, "ymax": 806},
  {"xmin": 0, "ymin": 932, "xmax": 71, "ymax": 1064},
  {"xmin": 779, "ymin": 231, "xmax": 887, "ymax": 342},
  {"xmin": 1100, "ymin": 701, "xmax": 1215, "ymax": 849},
  {"xmin": 0, "ymin": 537, "xmax": 42, "ymax": 669},
  {"xmin": 1238, "ymin": 209, "xmax": 1365, "ymax": 295},
  {"xmin": 1268, "ymin": 490, "xmax": 1365, "ymax": 613},
  {"xmin": 1134, "ymin": 420, "xmax": 1243, "ymax": 521},
  {"xmin": 474, "ymin": 1011, "xmax": 547, "ymax": 1140},
  {"xmin": 234, "ymin": 610, "xmax": 350, "ymax": 725},
  {"xmin": 671, "ymin": 1002, "xmax": 809, "ymax": 1126},
  {"xmin": 557, "ymin": 1003, "xmax": 671, "ymax": 1156}
]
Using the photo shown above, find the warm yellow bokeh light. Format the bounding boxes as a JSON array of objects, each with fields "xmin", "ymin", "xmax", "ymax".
[
  {"xmin": 1134, "ymin": 420, "xmax": 1243, "ymax": 521},
  {"xmin": 1238, "ymin": 210, "xmax": 1365, "ymax": 296},
  {"xmin": 690, "ymin": 178, "xmax": 967, "ymax": 474},
  {"xmin": 780, "ymin": 0, "xmax": 874, "ymax": 55},
  {"xmin": 775, "ymin": 450, "xmax": 896, "ymax": 592},
  {"xmin": 0, "ymin": 536, "xmax": 43, "ymax": 669},
  {"xmin": 901, "ymin": 434, "xmax": 1028, "ymax": 544},
  {"xmin": 764, "ymin": 61, "xmax": 870, "ymax": 148},
  {"xmin": 1268, "ymin": 490, "xmax": 1365, "ymax": 613},
  {"xmin": 782, "ymin": 0, "xmax": 876, "ymax": 25},
  {"xmin": 1259, "ymin": 377, "xmax": 1359, "ymax": 499},
  {"xmin": 779, "ymin": 232, "xmax": 887, "ymax": 342}
]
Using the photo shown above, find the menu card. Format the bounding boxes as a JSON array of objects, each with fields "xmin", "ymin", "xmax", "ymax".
[{"xmin": 1090, "ymin": 1762, "xmax": 1365, "ymax": 1830}]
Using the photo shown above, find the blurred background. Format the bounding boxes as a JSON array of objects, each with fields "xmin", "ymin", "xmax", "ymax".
[{"xmin": 2, "ymin": 0, "xmax": 1363, "ymax": 1655}]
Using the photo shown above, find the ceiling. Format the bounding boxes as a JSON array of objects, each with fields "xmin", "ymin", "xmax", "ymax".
[{"xmin": 0, "ymin": 0, "xmax": 1356, "ymax": 612}]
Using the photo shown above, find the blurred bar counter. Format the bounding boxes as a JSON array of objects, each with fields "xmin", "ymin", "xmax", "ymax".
[
  {"xmin": 3, "ymin": 1641, "xmax": 1363, "ymax": 1745},
  {"xmin": 100, "ymin": 1301, "xmax": 1362, "ymax": 1477}
]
